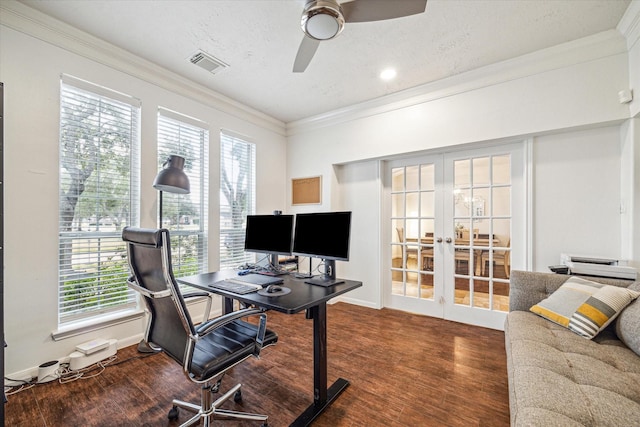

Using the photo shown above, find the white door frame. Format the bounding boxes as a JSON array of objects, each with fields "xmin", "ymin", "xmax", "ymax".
[{"xmin": 382, "ymin": 141, "xmax": 527, "ymax": 330}]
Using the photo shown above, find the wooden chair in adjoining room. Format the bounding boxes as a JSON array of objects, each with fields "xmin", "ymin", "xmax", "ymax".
[
  {"xmin": 396, "ymin": 227, "xmax": 418, "ymax": 268},
  {"xmin": 481, "ymin": 238, "xmax": 511, "ymax": 278}
]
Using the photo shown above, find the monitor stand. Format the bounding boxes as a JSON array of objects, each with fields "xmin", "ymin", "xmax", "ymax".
[{"xmin": 305, "ymin": 259, "xmax": 344, "ymax": 287}]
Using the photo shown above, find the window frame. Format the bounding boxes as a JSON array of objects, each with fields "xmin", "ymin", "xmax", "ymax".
[
  {"xmin": 157, "ymin": 108, "xmax": 209, "ymax": 281},
  {"xmin": 219, "ymin": 131, "xmax": 256, "ymax": 270},
  {"xmin": 57, "ymin": 75, "xmax": 141, "ymax": 326}
]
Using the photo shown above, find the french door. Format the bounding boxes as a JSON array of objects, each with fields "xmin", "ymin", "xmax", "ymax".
[{"xmin": 384, "ymin": 144, "xmax": 524, "ymax": 329}]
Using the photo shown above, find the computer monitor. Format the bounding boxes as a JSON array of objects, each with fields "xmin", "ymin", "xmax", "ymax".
[
  {"xmin": 244, "ymin": 214, "xmax": 294, "ymax": 257},
  {"xmin": 292, "ymin": 211, "xmax": 352, "ymax": 286}
]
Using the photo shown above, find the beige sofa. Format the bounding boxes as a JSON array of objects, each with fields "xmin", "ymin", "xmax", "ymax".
[{"xmin": 504, "ymin": 270, "xmax": 640, "ymax": 426}]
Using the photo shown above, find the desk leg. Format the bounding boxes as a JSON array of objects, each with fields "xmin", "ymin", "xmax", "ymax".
[
  {"xmin": 223, "ymin": 296, "xmax": 233, "ymax": 315},
  {"xmin": 290, "ymin": 302, "xmax": 350, "ymax": 427}
]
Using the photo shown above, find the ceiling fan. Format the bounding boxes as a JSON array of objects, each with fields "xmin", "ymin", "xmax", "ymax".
[{"xmin": 293, "ymin": 0, "xmax": 428, "ymax": 73}]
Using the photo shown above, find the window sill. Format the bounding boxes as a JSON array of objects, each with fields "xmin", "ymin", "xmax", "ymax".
[
  {"xmin": 52, "ymin": 309, "xmax": 145, "ymax": 341},
  {"xmin": 51, "ymin": 296, "xmax": 213, "ymax": 341}
]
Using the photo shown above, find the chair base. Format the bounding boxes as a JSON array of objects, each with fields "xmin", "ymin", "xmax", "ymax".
[{"xmin": 171, "ymin": 382, "xmax": 268, "ymax": 427}]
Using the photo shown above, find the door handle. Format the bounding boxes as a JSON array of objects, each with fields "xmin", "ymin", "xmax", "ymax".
[
  {"xmin": 445, "ymin": 237, "xmax": 452, "ymax": 243},
  {"xmin": 436, "ymin": 237, "xmax": 443, "ymax": 243}
]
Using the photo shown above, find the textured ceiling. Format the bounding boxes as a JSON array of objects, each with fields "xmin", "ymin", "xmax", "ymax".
[{"xmin": 20, "ymin": 0, "xmax": 632, "ymax": 123}]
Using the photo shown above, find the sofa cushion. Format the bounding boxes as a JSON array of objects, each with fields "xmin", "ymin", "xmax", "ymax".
[
  {"xmin": 505, "ymin": 311, "xmax": 640, "ymax": 426},
  {"xmin": 616, "ymin": 281, "xmax": 640, "ymax": 356},
  {"xmin": 530, "ymin": 276, "xmax": 640, "ymax": 339}
]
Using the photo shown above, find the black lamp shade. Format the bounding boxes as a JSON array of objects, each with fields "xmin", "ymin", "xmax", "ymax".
[{"xmin": 153, "ymin": 155, "xmax": 190, "ymax": 194}]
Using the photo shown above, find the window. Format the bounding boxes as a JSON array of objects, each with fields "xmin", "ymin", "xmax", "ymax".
[
  {"xmin": 157, "ymin": 109, "xmax": 209, "ymax": 278},
  {"xmin": 219, "ymin": 132, "xmax": 256, "ymax": 270},
  {"xmin": 58, "ymin": 76, "xmax": 140, "ymax": 325}
]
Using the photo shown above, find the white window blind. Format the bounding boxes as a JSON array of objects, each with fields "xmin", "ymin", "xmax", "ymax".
[
  {"xmin": 219, "ymin": 132, "xmax": 256, "ymax": 270},
  {"xmin": 58, "ymin": 76, "xmax": 140, "ymax": 325},
  {"xmin": 157, "ymin": 109, "xmax": 209, "ymax": 278}
]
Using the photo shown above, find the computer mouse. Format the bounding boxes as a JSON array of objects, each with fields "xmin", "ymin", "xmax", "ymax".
[{"xmin": 266, "ymin": 285, "xmax": 282, "ymax": 294}]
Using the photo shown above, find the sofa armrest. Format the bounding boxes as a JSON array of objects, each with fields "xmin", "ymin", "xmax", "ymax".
[
  {"xmin": 509, "ymin": 270, "xmax": 635, "ymax": 312},
  {"xmin": 508, "ymin": 270, "xmax": 569, "ymax": 312}
]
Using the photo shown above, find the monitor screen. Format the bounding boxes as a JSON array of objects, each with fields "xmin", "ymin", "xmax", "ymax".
[
  {"xmin": 292, "ymin": 211, "xmax": 352, "ymax": 261},
  {"xmin": 244, "ymin": 214, "xmax": 294, "ymax": 255}
]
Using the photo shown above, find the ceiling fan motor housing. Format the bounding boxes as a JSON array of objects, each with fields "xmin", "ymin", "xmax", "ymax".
[{"xmin": 301, "ymin": 0, "xmax": 345, "ymax": 40}]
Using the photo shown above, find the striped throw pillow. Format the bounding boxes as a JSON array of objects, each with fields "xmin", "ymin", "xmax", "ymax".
[{"xmin": 530, "ymin": 277, "xmax": 640, "ymax": 339}]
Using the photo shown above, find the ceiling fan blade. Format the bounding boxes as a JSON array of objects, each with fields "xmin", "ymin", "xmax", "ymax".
[
  {"xmin": 293, "ymin": 35, "xmax": 321, "ymax": 73},
  {"xmin": 342, "ymin": 0, "xmax": 427, "ymax": 23}
]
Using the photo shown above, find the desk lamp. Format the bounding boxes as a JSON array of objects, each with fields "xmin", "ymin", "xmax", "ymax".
[
  {"xmin": 139, "ymin": 155, "xmax": 190, "ymax": 353},
  {"xmin": 153, "ymin": 155, "xmax": 190, "ymax": 227}
]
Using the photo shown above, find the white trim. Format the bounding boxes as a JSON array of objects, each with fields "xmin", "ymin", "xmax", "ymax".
[
  {"xmin": 158, "ymin": 107, "xmax": 209, "ymax": 130},
  {"xmin": 618, "ymin": 0, "xmax": 640, "ymax": 50},
  {"xmin": 0, "ymin": 1, "xmax": 285, "ymax": 136},
  {"xmin": 62, "ymin": 74, "xmax": 141, "ymax": 107},
  {"xmin": 286, "ymin": 30, "xmax": 628, "ymax": 135},
  {"xmin": 52, "ymin": 309, "xmax": 145, "ymax": 341},
  {"xmin": 525, "ymin": 138, "xmax": 534, "ymax": 271}
]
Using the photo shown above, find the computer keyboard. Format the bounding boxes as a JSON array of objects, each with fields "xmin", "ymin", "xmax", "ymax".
[
  {"xmin": 208, "ymin": 279, "xmax": 262, "ymax": 295},
  {"xmin": 232, "ymin": 274, "xmax": 283, "ymax": 287}
]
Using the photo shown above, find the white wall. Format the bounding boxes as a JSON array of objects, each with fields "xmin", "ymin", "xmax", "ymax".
[
  {"xmin": 287, "ymin": 30, "xmax": 638, "ymax": 309},
  {"xmin": 533, "ymin": 127, "xmax": 622, "ymax": 269},
  {"xmin": 0, "ymin": 25, "xmax": 287, "ymax": 376},
  {"xmin": 332, "ymin": 161, "xmax": 382, "ymax": 308}
]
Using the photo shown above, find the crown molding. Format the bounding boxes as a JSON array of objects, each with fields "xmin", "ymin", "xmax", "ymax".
[
  {"xmin": 286, "ymin": 29, "xmax": 629, "ymax": 136},
  {"xmin": 618, "ymin": 0, "xmax": 640, "ymax": 50},
  {"xmin": 0, "ymin": 1, "xmax": 286, "ymax": 136}
]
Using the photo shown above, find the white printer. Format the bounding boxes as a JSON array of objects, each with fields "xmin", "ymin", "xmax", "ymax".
[{"xmin": 560, "ymin": 253, "xmax": 637, "ymax": 280}]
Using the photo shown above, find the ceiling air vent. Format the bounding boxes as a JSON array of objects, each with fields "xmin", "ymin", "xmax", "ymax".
[{"xmin": 189, "ymin": 50, "xmax": 228, "ymax": 74}]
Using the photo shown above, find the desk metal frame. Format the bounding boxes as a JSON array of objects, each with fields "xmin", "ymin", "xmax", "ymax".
[{"xmin": 177, "ymin": 271, "xmax": 362, "ymax": 427}]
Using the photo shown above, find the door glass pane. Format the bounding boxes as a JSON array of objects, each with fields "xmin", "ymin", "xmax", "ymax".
[
  {"xmin": 406, "ymin": 219, "xmax": 419, "ymax": 241},
  {"xmin": 392, "ymin": 219, "xmax": 404, "ymax": 243},
  {"xmin": 421, "ymin": 164, "xmax": 435, "ymax": 190},
  {"xmin": 392, "ymin": 167, "xmax": 404, "ymax": 192},
  {"xmin": 473, "ymin": 157, "xmax": 490, "ymax": 186},
  {"xmin": 454, "ymin": 159, "xmax": 470, "ymax": 188},
  {"xmin": 453, "ymin": 154, "xmax": 512, "ymax": 313},
  {"xmin": 392, "ymin": 193, "xmax": 404, "ymax": 217},
  {"xmin": 473, "ymin": 188, "xmax": 489, "ymax": 217},
  {"xmin": 454, "ymin": 189, "xmax": 471, "ymax": 217},
  {"xmin": 493, "ymin": 187, "xmax": 510, "ymax": 216},
  {"xmin": 493, "ymin": 280, "xmax": 510, "ymax": 311},
  {"xmin": 421, "ymin": 219, "xmax": 435, "ymax": 238},
  {"xmin": 406, "ymin": 165, "xmax": 419, "ymax": 191},
  {"xmin": 390, "ymin": 161, "xmax": 435, "ymax": 300},
  {"xmin": 420, "ymin": 273, "xmax": 434, "ymax": 300},
  {"xmin": 421, "ymin": 191, "xmax": 434, "ymax": 217},
  {"xmin": 455, "ymin": 277, "xmax": 470, "ymax": 306},
  {"xmin": 473, "ymin": 279, "xmax": 491, "ymax": 308},
  {"xmin": 454, "ymin": 219, "xmax": 470, "ymax": 245},
  {"xmin": 493, "ymin": 218, "xmax": 511, "ymax": 248},
  {"xmin": 406, "ymin": 192, "xmax": 419, "ymax": 217},
  {"xmin": 454, "ymin": 249, "xmax": 472, "ymax": 275},
  {"xmin": 492, "ymin": 155, "xmax": 510, "ymax": 185}
]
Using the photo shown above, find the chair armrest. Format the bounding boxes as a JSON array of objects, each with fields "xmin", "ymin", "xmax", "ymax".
[
  {"xmin": 194, "ymin": 307, "xmax": 268, "ymax": 357},
  {"xmin": 183, "ymin": 292, "xmax": 213, "ymax": 321},
  {"xmin": 127, "ymin": 276, "xmax": 171, "ymax": 299}
]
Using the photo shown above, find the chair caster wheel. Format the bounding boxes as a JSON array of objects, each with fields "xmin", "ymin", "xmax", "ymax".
[
  {"xmin": 168, "ymin": 405, "xmax": 179, "ymax": 420},
  {"xmin": 234, "ymin": 389, "xmax": 242, "ymax": 403}
]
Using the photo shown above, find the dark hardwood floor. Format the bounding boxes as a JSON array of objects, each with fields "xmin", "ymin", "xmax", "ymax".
[{"xmin": 5, "ymin": 303, "xmax": 510, "ymax": 426}]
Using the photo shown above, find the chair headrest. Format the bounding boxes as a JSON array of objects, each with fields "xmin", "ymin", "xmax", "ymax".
[{"xmin": 122, "ymin": 227, "xmax": 164, "ymax": 247}]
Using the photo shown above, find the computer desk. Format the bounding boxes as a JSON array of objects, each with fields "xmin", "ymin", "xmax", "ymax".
[{"xmin": 177, "ymin": 270, "xmax": 363, "ymax": 427}]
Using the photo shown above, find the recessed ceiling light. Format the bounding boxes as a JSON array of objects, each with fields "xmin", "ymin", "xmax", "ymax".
[{"xmin": 380, "ymin": 68, "xmax": 397, "ymax": 81}]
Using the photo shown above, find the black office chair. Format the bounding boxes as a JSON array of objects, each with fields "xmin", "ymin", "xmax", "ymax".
[{"xmin": 122, "ymin": 227, "xmax": 278, "ymax": 427}]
